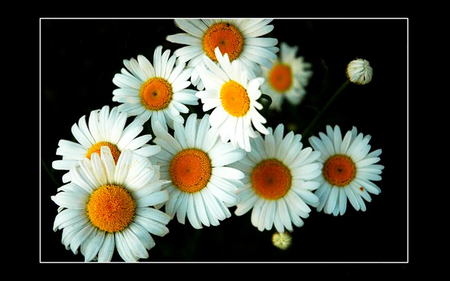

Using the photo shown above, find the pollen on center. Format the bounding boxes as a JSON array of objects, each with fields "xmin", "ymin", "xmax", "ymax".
[
  {"xmin": 323, "ymin": 154, "xmax": 357, "ymax": 187},
  {"xmin": 202, "ymin": 22, "xmax": 244, "ymax": 62},
  {"xmin": 220, "ymin": 80, "xmax": 250, "ymax": 117},
  {"xmin": 269, "ymin": 64, "xmax": 293, "ymax": 93},
  {"xmin": 251, "ymin": 159, "xmax": 292, "ymax": 200},
  {"xmin": 86, "ymin": 184, "xmax": 136, "ymax": 233},
  {"xmin": 140, "ymin": 77, "xmax": 173, "ymax": 111},
  {"xmin": 169, "ymin": 148, "xmax": 212, "ymax": 193}
]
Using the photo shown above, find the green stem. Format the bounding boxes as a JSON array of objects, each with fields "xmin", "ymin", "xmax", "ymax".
[
  {"xmin": 301, "ymin": 80, "xmax": 351, "ymax": 138},
  {"xmin": 42, "ymin": 159, "xmax": 60, "ymax": 187}
]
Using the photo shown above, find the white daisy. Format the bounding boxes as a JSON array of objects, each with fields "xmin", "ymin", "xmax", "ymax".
[
  {"xmin": 151, "ymin": 113, "xmax": 245, "ymax": 229},
  {"xmin": 112, "ymin": 45, "xmax": 198, "ymax": 130},
  {"xmin": 52, "ymin": 105, "xmax": 160, "ymax": 183},
  {"xmin": 346, "ymin": 58, "xmax": 373, "ymax": 85},
  {"xmin": 166, "ymin": 19, "xmax": 279, "ymax": 89},
  {"xmin": 260, "ymin": 42, "xmax": 313, "ymax": 111},
  {"xmin": 231, "ymin": 124, "xmax": 322, "ymax": 233},
  {"xmin": 309, "ymin": 125, "xmax": 384, "ymax": 216},
  {"xmin": 51, "ymin": 146, "xmax": 170, "ymax": 262},
  {"xmin": 196, "ymin": 47, "xmax": 269, "ymax": 152}
]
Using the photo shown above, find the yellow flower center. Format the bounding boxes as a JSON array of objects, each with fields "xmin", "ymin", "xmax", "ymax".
[
  {"xmin": 86, "ymin": 142, "xmax": 121, "ymax": 163},
  {"xmin": 202, "ymin": 22, "xmax": 244, "ymax": 62},
  {"xmin": 169, "ymin": 148, "xmax": 212, "ymax": 193},
  {"xmin": 268, "ymin": 64, "xmax": 293, "ymax": 93},
  {"xmin": 140, "ymin": 77, "xmax": 173, "ymax": 111},
  {"xmin": 220, "ymin": 80, "xmax": 250, "ymax": 117},
  {"xmin": 251, "ymin": 159, "xmax": 292, "ymax": 200},
  {"xmin": 323, "ymin": 154, "xmax": 356, "ymax": 187},
  {"xmin": 86, "ymin": 184, "xmax": 136, "ymax": 233}
]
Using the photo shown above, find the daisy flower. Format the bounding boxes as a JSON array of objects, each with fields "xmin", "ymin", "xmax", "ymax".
[
  {"xmin": 52, "ymin": 105, "xmax": 160, "ymax": 183},
  {"xmin": 309, "ymin": 125, "xmax": 384, "ymax": 216},
  {"xmin": 151, "ymin": 113, "xmax": 245, "ymax": 229},
  {"xmin": 166, "ymin": 19, "xmax": 279, "ymax": 89},
  {"xmin": 231, "ymin": 124, "xmax": 322, "ymax": 233},
  {"xmin": 112, "ymin": 45, "xmax": 198, "ymax": 130},
  {"xmin": 261, "ymin": 42, "xmax": 313, "ymax": 111},
  {"xmin": 51, "ymin": 146, "xmax": 170, "ymax": 262},
  {"xmin": 346, "ymin": 58, "xmax": 373, "ymax": 85},
  {"xmin": 196, "ymin": 47, "xmax": 269, "ymax": 152}
]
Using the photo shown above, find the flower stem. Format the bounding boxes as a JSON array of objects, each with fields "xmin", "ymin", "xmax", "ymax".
[
  {"xmin": 42, "ymin": 159, "xmax": 60, "ymax": 187},
  {"xmin": 301, "ymin": 80, "xmax": 351, "ymax": 138}
]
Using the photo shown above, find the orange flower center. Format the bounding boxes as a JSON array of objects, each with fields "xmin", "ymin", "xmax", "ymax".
[
  {"xmin": 202, "ymin": 22, "xmax": 244, "ymax": 62},
  {"xmin": 269, "ymin": 64, "xmax": 293, "ymax": 93},
  {"xmin": 251, "ymin": 159, "xmax": 292, "ymax": 200},
  {"xmin": 140, "ymin": 77, "xmax": 173, "ymax": 111},
  {"xmin": 87, "ymin": 184, "xmax": 136, "ymax": 233},
  {"xmin": 220, "ymin": 80, "xmax": 250, "ymax": 117},
  {"xmin": 169, "ymin": 148, "xmax": 212, "ymax": 193},
  {"xmin": 86, "ymin": 142, "xmax": 121, "ymax": 163},
  {"xmin": 322, "ymin": 154, "xmax": 357, "ymax": 187}
]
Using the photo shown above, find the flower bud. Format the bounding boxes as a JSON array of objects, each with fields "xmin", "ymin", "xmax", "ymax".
[
  {"xmin": 272, "ymin": 231, "xmax": 292, "ymax": 250},
  {"xmin": 346, "ymin": 58, "xmax": 373, "ymax": 85}
]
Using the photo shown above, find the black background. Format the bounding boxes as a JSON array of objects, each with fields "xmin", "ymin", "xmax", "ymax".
[{"xmin": 40, "ymin": 18, "xmax": 407, "ymax": 263}]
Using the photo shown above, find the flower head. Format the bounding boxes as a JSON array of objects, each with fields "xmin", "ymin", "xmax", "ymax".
[
  {"xmin": 231, "ymin": 124, "xmax": 322, "ymax": 232},
  {"xmin": 166, "ymin": 19, "xmax": 279, "ymax": 89},
  {"xmin": 112, "ymin": 45, "xmax": 198, "ymax": 130},
  {"xmin": 51, "ymin": 146, "xmax": 170, "ymax": 262},
  {"xmin": 261, "ymin": 42, "xmax": 313, "ymax": 111},
  {"xmin": 346, "ymin": 58, "xmax": 373, "ymax": 85},
  {"xmin": 152, "ymin": 113, "xmax": 245, "ymax": 229},
  {"xmin": 52, "ymin": 105, "xmax": 160, "ymax": 183},
  {"xmin": 196, "ymin": 47, "xmax": 269, "ymax": 152},
  {"xmin": 272, "ymin": 231, "xmax": 292, "ymax": 250},
  {"xmin": 309, "ymin": 125, "xmax": 384, "ymax": 216}
]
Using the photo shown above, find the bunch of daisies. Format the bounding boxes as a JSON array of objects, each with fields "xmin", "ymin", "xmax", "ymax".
[{"xmin": 49, "ymin": 19, "xmax": 382, "ymax": 262}]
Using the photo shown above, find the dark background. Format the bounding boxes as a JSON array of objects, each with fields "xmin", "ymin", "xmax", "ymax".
[{"xmin": 40, "ymin": 19, "xmax": 407, "ymax": 263}]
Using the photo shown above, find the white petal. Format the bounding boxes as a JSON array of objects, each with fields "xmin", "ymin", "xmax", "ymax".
[
  {"xmin": 324, "ymin": 187, "xmax": 339, "ymax": 214},
  {"xmin": 113, "ymin": 72, "xmax": 142, "ymax": 90},
  {"xmin": 136, "ymin": 190, "xmax": 169, "ymax": 207},
  {"xmin": 84, "ymin": 229, "xmax": 106, "ymax": 262},
  {"xmin": 357, "ymin": 157, "xmax": 381, "ymax": 168},
  {"xmin": 186, "ymin": 195, "xmax": 202, "ymax": 229},
  {"xmin": 176, "ymin": 192, "xmax": 189, "ymax": 224},
  {"xmin": 115, "ymin": 231, "xmax": 137, "ymax": 262},
  {"xmin": 114, "ymin": 149, "xmax": 132, "ymax": 184},
  {"xmin": 51, "ymin": 190, "xmax": 88, "ymax": 210},
  {"xmin": 71, "ymin": 123, "xmax": 93, "ymax": 148},
  {"xmin": 344, "ymin": 185, "xmax": 360, "ymax": 211},
  {"xmin": 235, "ymin": 193, "xmax": 258, "ymax": 216},
  {"xmin": 153, "ymin": 121, "xmax": 181, "ymax": 154},
  {"xmin": 136, "ymin": 207, "xmax": 170, "ymax": 225},
  {"xmin": 185, "ymin": 113, "xmax": 198, "ymax": 148},
  {"xmin": 122, "ymin": 229, "xmax": 149, "ymax": 260},
  {"xmin": 201, "ymin": 187, "xmax": 226, "ymax": 221},
  {"xmin": 128, "ymin": 223, "xmax": 155, "ymax": 250},
  {"xmin": 251, "ymin": 198, "xmax": 264, "ymax": 229},
  {"xmin": 212, "ymin": 166, "xmax": 244, "ymax": 179},
  {"xmin": 137, "ymin": 55, "xmax": 155, "ymax": 78},
  {"xmin": 99, "ymin": 146, "xmax": 115, "ymax": 183},
  {"xmin": 277, "ymin": 199, "xmax": 292, "ymax": 231},
  {"xmin": 98, "ymin": 233, "xmax": 115, "ymax": 262},
  {"xmin": 193, "ymin": 192, "xmax": 210, "ymax": 227},
  {"xmin": 338, "ymin": 188, "xmax": 348, "ymax": 215},
  {"xmin": 53, "ymin": 209, "xmax": 85, "ymax": 232},
  {"xmin": 70, "ymin": 224, "xmax": 94, "ymax": 255},
  {"xmin": 116, "ymin": 120, "xmax": 144, "ymax": 150}
]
